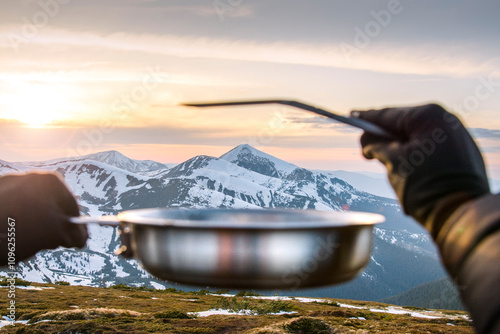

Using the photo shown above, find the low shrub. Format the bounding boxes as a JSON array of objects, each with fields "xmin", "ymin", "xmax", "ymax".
[
  {"xmin": 55, "ymin": 281, "xmax": 70, "ymax": 286},
  {"xmin": 0, "ymin": 276, "xmax": 31, "ymax": 286},
  {"xmin": 213, "ymin": 297, "xmax": 250, "ymax": 313},
  {"xmin": 191, "ymin": 289, "xmax": 211, "ymax": 295},
  {"xmin": 235, "ymin": 290, "xmax": 262, "ymax": 297}
]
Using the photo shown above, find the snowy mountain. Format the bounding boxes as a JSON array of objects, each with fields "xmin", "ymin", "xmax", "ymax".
[{"xmin": 0, "ymin": 145, "xmax": 449, "ymax": 301}]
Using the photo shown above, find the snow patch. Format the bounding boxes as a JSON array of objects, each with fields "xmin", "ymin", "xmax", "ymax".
[
  {"xmin": 189, "ymin": 309, "xmax": 298, "ymax": 317},
  {"xmin": 150, "ymin": 282, "xmax": 166, "ymax": 290}
]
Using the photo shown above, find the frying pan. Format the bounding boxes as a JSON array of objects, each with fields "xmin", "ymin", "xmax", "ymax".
[{"xmin": 71, "ymin": 208, "xmax": 384, "ymax": 289}]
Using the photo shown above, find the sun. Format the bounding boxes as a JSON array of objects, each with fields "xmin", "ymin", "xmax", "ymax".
[{"xmin": 2, "ymin": 82, "xmax": 71, "ymax": 127}]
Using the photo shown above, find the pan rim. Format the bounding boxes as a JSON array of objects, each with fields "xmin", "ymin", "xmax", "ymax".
[{"xmin": 117, "ymin": 208, "xmax": 385, "ymax": 229}]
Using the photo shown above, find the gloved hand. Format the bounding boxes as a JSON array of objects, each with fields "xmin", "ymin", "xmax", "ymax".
[
  {"xmin": 354, "ymin": 104, "xmax": 490, "ymax": 237},
  {"xmin": 0, "ymin": 173, "xmax": 88, "ymax": 265}
]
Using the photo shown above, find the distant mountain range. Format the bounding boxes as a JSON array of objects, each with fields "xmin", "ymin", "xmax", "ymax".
[
  {"xmin": 1, "ymin": 145, "xmax": 453, "ymax": 302},
  {"xmin": 315, "ymin": 170, "xmax": 396, "ymax": 199},
  {"xmin": 382, "ymin": 277, "xmax": 465, "ymax": 311}
]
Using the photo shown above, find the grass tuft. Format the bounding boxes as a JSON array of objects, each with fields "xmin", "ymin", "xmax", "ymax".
[
  {"xmin": 154, "ymin": 310, "xmax": 193, "ymax": 319},
  {"xmin": 282, "ymin": 317, "xmax": 334, "ymax": 334}
]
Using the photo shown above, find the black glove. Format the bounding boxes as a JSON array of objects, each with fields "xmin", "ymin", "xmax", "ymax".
[
  {"xmin": 354, "ymin": 104, "xmax": 490, "ymax": 237},
  {"xmin": 0, "ymin": 173, "xmax": 88, "ymax": 265}
]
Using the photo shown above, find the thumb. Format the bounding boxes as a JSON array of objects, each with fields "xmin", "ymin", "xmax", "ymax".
[{"xmin": 360, "ymin": 132, "xmax": 402, "ymax": 165}]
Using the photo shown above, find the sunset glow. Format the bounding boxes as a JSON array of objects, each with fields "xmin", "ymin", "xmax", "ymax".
[
  {"xmin": 2, "ymin": 81, "xmax": 74, "ymax": 127},
  {"xmin": 1, "ymin": 1, "xmax": 500, "ymax": 177}
]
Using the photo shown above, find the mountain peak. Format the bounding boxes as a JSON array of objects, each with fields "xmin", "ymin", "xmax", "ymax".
[
  {"xmin": 220, "ymin": 144, "xmax": 297, "ymax": 178},
  {"xmin": 84, "ymin": 150, "xmax": 128, "ymax": 162},
  {"xmin": 220, "ymin": 144, "xmax": 259, "ymax": 157}
]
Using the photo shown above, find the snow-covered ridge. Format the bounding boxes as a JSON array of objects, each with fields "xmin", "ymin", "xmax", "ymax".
[
  {"xmin": 0, "ymin": 159, "xmax": 29, "ymax": 174},
  {"xmin": 15, "ymin": 150, "xmax": 170, "ymax": 175},
  {"xmin": 82, "ymin": 151, "xmax": 170, "ymax": 173}
]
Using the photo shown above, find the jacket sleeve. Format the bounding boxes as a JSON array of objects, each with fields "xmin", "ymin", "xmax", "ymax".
[{"xmin": 435, "ymin": 193, "xmax": 500, "ymax": 333}]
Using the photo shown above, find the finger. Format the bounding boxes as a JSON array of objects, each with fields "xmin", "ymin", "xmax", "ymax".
[
  {"xmin": 360, "ymin": 132, "xmax": 394, "ymax": 160},
  {"xmin": 360, "ymin": 132, "xmax": 378, "ymax": 160},
  {"xmin": 352, "ymin": 107, "xmax": 413, "ymax": 141},
  {"xmin": 59, "ymin": 214, "xmax": 89, "ymax": 248},
  {"xmin": 353, "ymin": 104, "xmax": 449, "ymax": 142}
]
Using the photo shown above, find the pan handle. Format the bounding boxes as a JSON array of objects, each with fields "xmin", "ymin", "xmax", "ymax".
[
  {"xmin": 69, "ymin": 215, "xmax": 120, "ymax": 227},
  {"xmin": 70, "ymin": 215, "xmax": 133, "ymax": 257},
  {"xmin": 182, "ymin": 99, "xmax": 396, "ymax": 140}
]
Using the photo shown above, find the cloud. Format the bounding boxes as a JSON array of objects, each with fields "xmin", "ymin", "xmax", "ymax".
[
  {"xmin": 479, "ymin": 146, "xmax": 500, "ymax": 154},
  {"xmin": 469, "ymin": 127, "xmax": 500, "ymax": 139},
  {"xmin": 158, "ymin": 4, "xmax": 255, "ymax": 19},
  {"xmin": 1, "ymin": 26, "xmax": 498, "ymax": 79},
  {"xmin": 287, "ymin": 116, "xmax": 362, "ymax": 133},
  {"xmin": 0, "ymin": 118, "xmax": 23, "ymax": 127}
]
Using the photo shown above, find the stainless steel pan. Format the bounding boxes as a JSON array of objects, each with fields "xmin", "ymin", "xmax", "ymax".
[{"xmin": 71, "ymin": 208, "xmax": 384, "ymax": 289}]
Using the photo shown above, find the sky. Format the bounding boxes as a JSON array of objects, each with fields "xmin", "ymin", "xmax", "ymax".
[{"xmin": 1, "ymin": 0, "xmax": 500, "ymax": 177}]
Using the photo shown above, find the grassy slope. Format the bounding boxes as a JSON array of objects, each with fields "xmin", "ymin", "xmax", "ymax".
[{"xmin": 0, "ymin": 281, "xmax": 473, "ymax": 334}]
